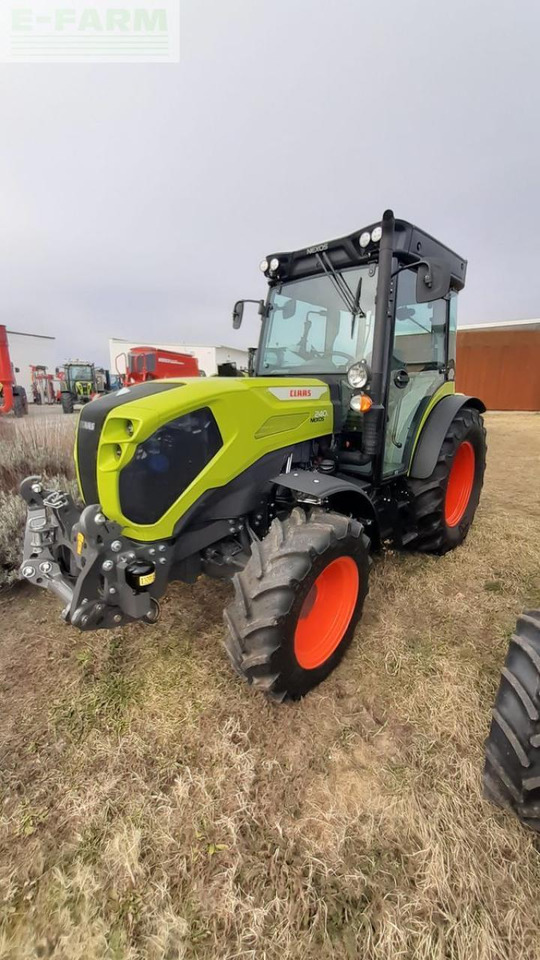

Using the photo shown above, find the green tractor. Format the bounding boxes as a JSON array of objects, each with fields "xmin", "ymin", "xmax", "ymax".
[
  {"xmin": 60, "ymin": 361, "xmax": 109, "ymax": 414},
  {"xmin": 20, "ymin": 210, "xmax": 486, "ymax": 701}
]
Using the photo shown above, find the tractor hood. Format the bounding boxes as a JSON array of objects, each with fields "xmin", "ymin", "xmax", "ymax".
[{"xmin": 75, "ymin": 376, "xmax": 334, "ymax": 542}]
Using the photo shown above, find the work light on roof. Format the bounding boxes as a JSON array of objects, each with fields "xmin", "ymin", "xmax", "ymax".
[
  {"xmin": 371, "ymin": 225, "xmax": 382, "ymax": 243},
  {"xmin": 359, "ymin": 231, "xmax": 371, "ymax": 249},
  {"xmin": 269, "ymin": 257, "xmax": 280, "ymax": 272},
  {"xmin": 259, "ymin": 259, "xmax": 269, "ymax": 272}
]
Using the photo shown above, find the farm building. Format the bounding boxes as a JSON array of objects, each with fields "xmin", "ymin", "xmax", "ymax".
[
  {"xmin": 109, "ymin": 338, "xmax": 249, "ymax": 379},
  {"xmin": 456, "ymin": 319, "xmax": 540, "ymax": 411},
  {"xmin": 7, "ymin": 329, "xmax": 56, "ymax": 403}
]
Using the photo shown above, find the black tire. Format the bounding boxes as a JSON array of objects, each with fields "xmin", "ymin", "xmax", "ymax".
[
  {"xmin": 12, "ymin": 387, "xmax": 27, "ymax": 418},
  {"xmin": 483, "ymin": 611, "xmax": 540, "ymax": 831},
  {"xmin": 405, "ymin": 406, "xmax": 486, "ymax": 554},
  {"xmin": 224, "ymin": 508, "xmax": 370, "ymax": 701},
  {"xmin": 61, "ymin": 392, "xmax": 75, "ymax": 414}
]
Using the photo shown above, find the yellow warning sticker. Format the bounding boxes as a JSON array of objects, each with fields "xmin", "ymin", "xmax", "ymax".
[
  {"xmin": 139, "ymin": 571, "xmax": 156, "ymax": 586},
  {"xmin": 76, "ymin": 532, "xmax": 85, "ymax": 555}
]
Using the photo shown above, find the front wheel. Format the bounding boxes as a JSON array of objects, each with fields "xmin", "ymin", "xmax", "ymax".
[
  {"xmin": 224, "ymin": 508, "xmax": 370, "ymax": 701},
  {"xmin": 61, "ymin": 392, "xmax": 75, "ymax": 414},
  {"xmin": 405, "ymin": 406, "xmax": 487, "ymax": 554}
]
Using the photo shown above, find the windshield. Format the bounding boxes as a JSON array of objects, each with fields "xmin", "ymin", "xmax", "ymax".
[
  {"xmin": 257, "ymin": 266, "xmax": 378, "ymax": 375},
  {"xmin": 67, "ymin": 365, "xmax": 93, "ymax": 381}
]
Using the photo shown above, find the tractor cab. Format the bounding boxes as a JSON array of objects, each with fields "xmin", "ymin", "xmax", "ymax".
[
  {"xmin": 64, "ymin": 362, "xmax": 95, "ymax": 396},
  {"xmin": 234, "ymin": 210, "xmax": 466, "ymax": 482}
]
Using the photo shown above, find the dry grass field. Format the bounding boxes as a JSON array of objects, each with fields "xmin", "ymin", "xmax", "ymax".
[{"xmin": 1, "ymin": 412, "xmax": 540, "ymax": 960}]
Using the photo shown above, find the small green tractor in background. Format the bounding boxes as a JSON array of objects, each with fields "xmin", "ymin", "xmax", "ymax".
[
  {"xmin": 59, "ymin": 361, "xmax": 110, "ymax": 413},
  {"xmin": 20, "ymin": 210, "xmax": 486, "ymax": 701}
]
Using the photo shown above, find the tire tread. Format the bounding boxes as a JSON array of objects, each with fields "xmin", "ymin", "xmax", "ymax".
[
  {"xmin": 483, "ymin": 610, "xmax": 540, "ymax": 830},
  {"xmin": 223, "ymin": 507, "xmax": 370, "ymax": 701}
]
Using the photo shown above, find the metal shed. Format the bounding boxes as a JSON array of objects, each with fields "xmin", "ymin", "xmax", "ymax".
[{"xmin": 456, "ymin": 319, "xmax": 540, "ymax": 411}]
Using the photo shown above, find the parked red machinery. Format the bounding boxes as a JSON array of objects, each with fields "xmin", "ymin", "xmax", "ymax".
[
  {"xmin": 116, "ymin": 346, "xmax": 200, "ymax": 386},
  {"xmin": 0, "ymin": 325, "xmax": 28, "ymax": 416},
  {"xmin": 30, "ymin": 365, "xmax": 56, "ymax": 405}
]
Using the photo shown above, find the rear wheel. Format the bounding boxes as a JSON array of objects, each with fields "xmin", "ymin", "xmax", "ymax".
[
  {"xmin": 61, "ymin": 391, "xmax": 75, "ymax": 414},
  {"xmin": 224, "ymin": 508, "xmax": 370, "ymax": 701},
  {"xmin": 483, "ymin": 611, "xmax": 540, "ymax": 831},
  {"xmin": 405, "ymin": 406, "xmax": 486, "ymax": 554},
  {"xmin": 13, "ymin": 387, "xmax": 28, "ymax": 417}
]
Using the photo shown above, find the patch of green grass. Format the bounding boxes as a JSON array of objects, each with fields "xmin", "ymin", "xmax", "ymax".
[
  {"xmin": 484, "ymin": 579, "xmax": 504, "ymax": 593},
  {"xmin": 52, "ymin": 637, "xmax": 141, "ymax": 739},
  {"xmin": 17, "ymin": 802, "xmax": 47, "ymax": 837}
]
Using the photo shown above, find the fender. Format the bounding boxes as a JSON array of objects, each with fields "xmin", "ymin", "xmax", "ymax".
[
  {"xmin": 409, "ymin": 394, "xmax": 486, "ymax": 480},
  {"xmin": 272, "ymin": 470, "xmax": 380, "ymax": 542}
]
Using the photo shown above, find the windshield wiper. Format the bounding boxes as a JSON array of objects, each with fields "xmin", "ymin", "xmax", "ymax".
[
  {"xmin": 316, "ymin": 253, "xmax": 366, "ymax": 336},
  {"xmin": 350, "ymin": 275, "xmax": 366, "ymax": 336},
  {"xmin": 316, "ymin": 252, "xmax": 356, "ymax": 314}
]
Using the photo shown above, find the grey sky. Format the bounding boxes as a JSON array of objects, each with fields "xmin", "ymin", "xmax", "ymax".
[{"xmin": 1, "ymin": 0, "xmax": 539, "ymax": 367}]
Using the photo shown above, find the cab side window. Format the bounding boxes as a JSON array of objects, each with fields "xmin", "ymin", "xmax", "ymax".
[
  {"xmin": 393, "ymin": 269, "xmax": 448, "ymax": 371},
  {"xmin": 383, "ymin": 269, "xmax": 449, "ymax": 477}
]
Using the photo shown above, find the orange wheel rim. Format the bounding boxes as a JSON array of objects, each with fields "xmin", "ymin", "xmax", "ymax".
[
  {"xmin": 445, "ymin": 441, "xmax": 475, "ymax": 527},
  {"xmin": 294, "ymin": 557, "xmax": 359, "ymax": 670}
]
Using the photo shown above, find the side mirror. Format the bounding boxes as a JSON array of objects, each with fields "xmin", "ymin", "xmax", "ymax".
[
  {"xmin": 232, "ymin": 299, "xmax": 266, "ymax": 329},
  {"xmin": 232, "ymin": 301, "xmax": 244, "ymax": 329},
  {"xmin": 416, "ymin": 258, "xmax": 452, "ymax": 303},
  {"xmin": 282, "ymin": 299, "xmax": 296, "ymax": 319},
  {"xmin": 396, "ymin": 306, "xmax": 416, "ymax": 322}
]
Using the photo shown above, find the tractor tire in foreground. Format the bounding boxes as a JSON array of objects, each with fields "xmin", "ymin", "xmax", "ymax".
[
  {"xmin": 61, "ymin": 392, "xmax": 75, "ymax": 414},
  {"xmin": 406, "ymin": 406, "xmax": 486, "ymax": 554},
  {"xmin": 224, "ymin": 508, "xmax": 370, "ymax": 702},
  {"xmin": 483, "ymin": 611, "xmax": 540, "ymax": 831}
]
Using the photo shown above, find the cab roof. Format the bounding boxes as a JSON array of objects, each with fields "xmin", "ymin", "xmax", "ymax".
[{"xmin": 264, "ymin": 217, "xmax": 467, "ymax": 291}]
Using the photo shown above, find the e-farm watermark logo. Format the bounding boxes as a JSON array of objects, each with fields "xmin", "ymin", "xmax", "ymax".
[{"xmin": 0, "ymin": 0, "xmax": 179, "ymax": 62}]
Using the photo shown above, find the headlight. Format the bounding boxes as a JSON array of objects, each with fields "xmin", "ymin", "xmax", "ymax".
[
  {"xmin": 359, "ymin": 231, "xmax": 371, "ymax": 249},
  {"xmin": 371, "ymin": 225, "xmax": 382, "ymax": 243},
  {"xmin": 259, "ymin": 258, "xmax": 269, "ymax": 272},
  {"xmin": 347, "ymin": 359, "xmax": 371, "ymax": 389},
  {"xmin": 269, "ymin": 257, "xmax": 280, "ymax": 272}
]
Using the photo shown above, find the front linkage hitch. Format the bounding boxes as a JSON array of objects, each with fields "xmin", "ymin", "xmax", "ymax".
[{"xmin": 19, "ymin": 476, "xmax": 164, "ymax": 631}]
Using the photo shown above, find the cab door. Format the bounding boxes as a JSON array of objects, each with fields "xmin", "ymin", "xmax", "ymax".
[{"xmin": 383, "ymin": 268, "xmax": 449, "ymax": 476}]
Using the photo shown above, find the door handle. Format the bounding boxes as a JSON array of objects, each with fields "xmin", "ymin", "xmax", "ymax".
[{"xmin": 394, "ymin": 369, "xmax": 409, "ymax": 389}]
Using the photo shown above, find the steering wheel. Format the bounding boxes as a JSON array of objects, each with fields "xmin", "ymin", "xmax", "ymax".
[{"xmin": 331, "ymin": 351, "xmax": 355, "ymax": 367}]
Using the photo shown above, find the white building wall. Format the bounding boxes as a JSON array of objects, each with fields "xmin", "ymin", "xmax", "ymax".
[
  {"xmin": 215, "ymin": 346, "xmax": 250, "ymax": 372},
  {"xmin": 109, "ymin": 339, "xmax": 249, "ymax": 378},
  {"xmin": 7, "ymin": 331, "xmax": 56, "ymax": 402}
]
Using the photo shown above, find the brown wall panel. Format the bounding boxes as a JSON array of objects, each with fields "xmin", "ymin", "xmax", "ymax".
[{"xmin": 456, "ymin": 330, "xmax": 540, "ymax": 410}]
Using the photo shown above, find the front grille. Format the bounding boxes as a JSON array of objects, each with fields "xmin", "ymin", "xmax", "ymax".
[{"xmin": 119, "ymin": 407, "xmax": 223, "ymax": 525}]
